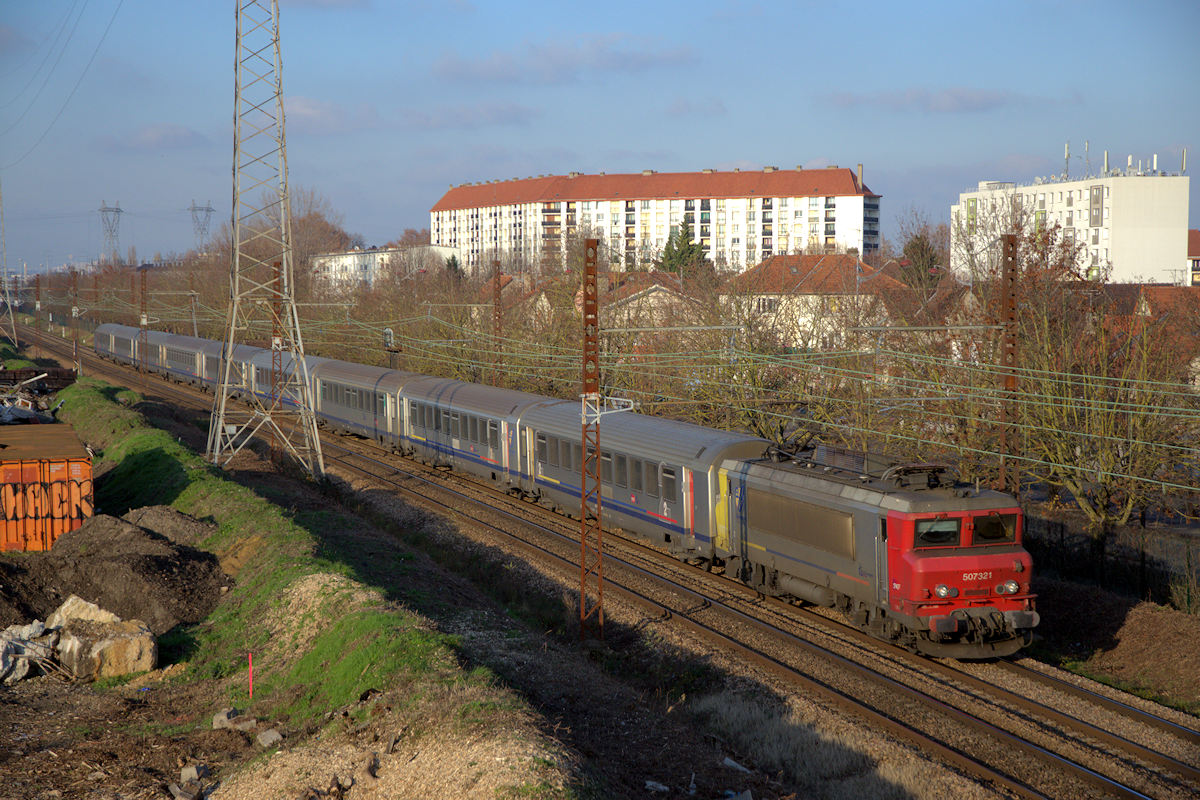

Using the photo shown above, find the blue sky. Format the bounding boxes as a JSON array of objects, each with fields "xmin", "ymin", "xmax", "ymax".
[{"xmin": 1, "ymin": 0, "xmax": 1197, "ymax": 272}]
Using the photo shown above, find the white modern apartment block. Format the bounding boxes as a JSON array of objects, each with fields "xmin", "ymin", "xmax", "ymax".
[
  {"xmin": 430, "ymin": 166, "xmax": 881, "ymax": 275},
  {"xmin": 312, "ymin": 244, "xmax": 459, "ymax": 289},
  {"xmin": 951, "ymin": 157, "xmax": 1189, "ymax": 283}
]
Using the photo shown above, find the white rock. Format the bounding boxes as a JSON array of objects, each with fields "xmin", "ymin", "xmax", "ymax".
[
  {"xmin": 722, "ymin": 757, "xmax": 751, "ymax": 774},
  {"xmin": 256, "ymin": 729, "xmax": 283, "ymax": 748},
  {"xmin": 56, "ymin": 620, "xmax": 156, "ymax": 680},
  {"xmin": 47, "ymin": 596, "xmax": 120, "ymax": 630},
  {"xmin": 3, "ymin": 620, "xmax": 46, "ymax": 640}
]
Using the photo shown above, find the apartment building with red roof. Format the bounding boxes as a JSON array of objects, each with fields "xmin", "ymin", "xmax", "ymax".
[
  {"xmin": 430, "ymin": 165, "xmax": 881, "ymax": 275},
  {"xmin": 1189, "ymin": 229, "xmax": 1200, "ymax": 285}
]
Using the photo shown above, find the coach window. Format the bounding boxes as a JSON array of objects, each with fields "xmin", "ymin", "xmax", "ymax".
[
  {"xmin": 630, "ymin": 459, "xmax": 644, "ymax": 492},
  {"xmin": 614, "ymin": 454, "xmax": 628, "ymax": 488},
  {"xmin": 452, "ymin": 413, "xmax": 462, "ymax": 438},
  {"xmin": 662, "ymin": 467, "xmax": 677, "ymax": 502},
  {"xmin": 600, "ymin": 452, "xmax": 613, "ymax": 484},
  {"xmin": 548, "ymin": 436, "xmax": 559, "ymax": 467},
  {"xmin": 441, "ymin": 410, "xmax": 450, "ymax": 433},
  {"xmin": 488, "ymin": 420, "xmax": 499, "ymax": 449},
  {"xmin": 559, "ymin": 440, "xmax": 572, "ymax": 470},
  {"xmin": 573, "ymin": 444, "xmax": 582, "ymax": 472},
  {"xmin": 469, "ymin": 416, "xmax": 479, "ymax": 443},
  {"xmin": 536, "ymin": 433, "xmax": 548, "ymax": 464},
  {"xmin": 645, "ymin": 462, "xmax": 660, "ymax": 498}
]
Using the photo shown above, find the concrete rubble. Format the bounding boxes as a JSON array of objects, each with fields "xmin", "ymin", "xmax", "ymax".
[
  {"xmin": 0, "ymin": 594, "xmax": 156, "ymax": 684},
  {"xmin": 0, "ymin": 368, "xmax": 66, "ymax": 424}
]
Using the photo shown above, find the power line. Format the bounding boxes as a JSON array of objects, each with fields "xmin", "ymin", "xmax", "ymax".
[{"xmin": 1, "ymin": 0, "xmax": 124, "ymax": 171}]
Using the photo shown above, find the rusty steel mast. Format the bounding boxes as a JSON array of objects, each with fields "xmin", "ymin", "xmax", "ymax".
[
  {"xmin": 579, "ymin": 239, "xmax": 603, "ymax": 637},
  {"xmin": 206, "ymin": 0, "xmax": 324, "ymax": 477}
]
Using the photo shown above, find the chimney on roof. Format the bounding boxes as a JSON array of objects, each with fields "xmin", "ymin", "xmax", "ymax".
[
  {"xmin": 826, "ymin": 165, "xmax": 839, "ymax": 169},
  {"xmin": 702, "ymin": 168, "xmax": 714, "ymax": 174},
  {"xmin": 857, "ymin": 163, "xmax": 863, "ymax": 188},
  {"xmin": 733, "ymin": 167, "xmax": 740, "ymax": 172},
  {"xmin": 795, "ymin": 165, "xmax": 804, "ymax": 171},
  {"xmin": 763, "ymin": 166, "xmax": 777, "ymax": 173},
  {"xmin": 642, "ymin": 169, "xmax": 656, "ymax": 176},
  {"xmin": 568, "ymin": 171, "xmax": 581, "ymax": 178}
]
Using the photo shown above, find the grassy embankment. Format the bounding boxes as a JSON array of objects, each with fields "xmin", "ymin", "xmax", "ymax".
[{"xmin": 55, "ymin": 376, "xmax": 576, "ymax": 797}]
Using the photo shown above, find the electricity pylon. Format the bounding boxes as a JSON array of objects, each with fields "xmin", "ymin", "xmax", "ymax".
[
  {"xmin": 206, "ymin": 0, "xmax": 324, "ymax": 478},
  {"xmin": 189, "ymin": 199, "xmax": 215, "ymax": 250},
  {"xmin": 99, "ymin": 201, "xmax": 122, "ymax": 266}
]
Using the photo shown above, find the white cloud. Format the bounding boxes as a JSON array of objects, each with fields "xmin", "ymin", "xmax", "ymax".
[
  {"xmin": 401, "ymin": 103, "xmax": 538, "ymax": 130},
  {"xmin": 285, "ymin": 96, "xmax": 381, "ymax": 135},
  {"xmin": 825, "ymin": 87, "xmax": 1049, "ymax": 114},
  {"xmin": 98, "ymin": 123, "xmax": 208, "ymax": 153},
  {"xmin": 434, "ymin": 34, "xmax": 695, "ymax": 85},
  {"xmin": 666, "ymin": 98, "xmax": 727, "ymax": 117}
]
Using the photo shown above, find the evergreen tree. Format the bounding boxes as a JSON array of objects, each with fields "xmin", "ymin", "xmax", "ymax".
[
  {"xmin": 659, "ymin": 220, "xmax": 707, "ymax": 278},
  {"xmin": 900, "ymin": 232, "xmax": 940, "ymax": 292}
]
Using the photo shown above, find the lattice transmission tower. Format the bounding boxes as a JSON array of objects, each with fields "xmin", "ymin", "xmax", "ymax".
[
  {"xmin": 206, "ymin": 0, "xmax": 324, "ymax": 477},
  {"xmin": 99, "ymin": 201, "xmax": 122, "ymax": 266},
  {"xmin": 189, "ymin": 199, "xmax": 215, "ymax": 250}
]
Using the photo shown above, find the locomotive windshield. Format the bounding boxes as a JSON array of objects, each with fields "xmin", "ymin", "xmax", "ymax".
[
  {"xmin": 914, "ymin": 518, "xmax": 960, "ymax": 548},
  {"xmin": 972, "ymin": 513, "xmax": 1017, "ymax": 545}
]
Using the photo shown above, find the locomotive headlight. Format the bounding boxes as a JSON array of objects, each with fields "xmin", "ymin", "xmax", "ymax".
[
  {"xmin": 1002, "ymin": 580, "xmax": 1020, "ymax": 595},
  {"xmin": 934, "ymin": 583, "xmax": 958, "ymax": 599}
]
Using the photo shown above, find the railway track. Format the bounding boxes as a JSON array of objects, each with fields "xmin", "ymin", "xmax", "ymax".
[{"xmin": 26, "ymin": 323, "xmax": 1200, "ymax": 799}]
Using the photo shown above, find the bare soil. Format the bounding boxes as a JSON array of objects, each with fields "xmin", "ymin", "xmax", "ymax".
[
  {"xmin": 1032, "ymin": 576, "xmax": 1200, "ymax": 710},
  {"xmin": 0, "ymin": 511, "xmax": 230, "ymax": 636}
]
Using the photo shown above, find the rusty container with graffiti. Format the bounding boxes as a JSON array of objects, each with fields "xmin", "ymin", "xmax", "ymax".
[{"xmin": 0, "ymin": 425, "xmax": 93, "ymax": 551}]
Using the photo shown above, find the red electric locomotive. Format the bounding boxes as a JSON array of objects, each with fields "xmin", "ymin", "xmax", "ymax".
[{"xmin": 717, "ymin": 445, "xmax": 1038, "ymax": 658}]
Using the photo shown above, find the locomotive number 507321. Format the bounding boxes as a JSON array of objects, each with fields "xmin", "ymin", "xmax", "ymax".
[{"xmin": 962, "ymin": 571, "xmax": 992, "ymax": 581}]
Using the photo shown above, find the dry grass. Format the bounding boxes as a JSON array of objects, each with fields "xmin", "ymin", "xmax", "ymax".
[
  {"xmin": 689, "ymin": 691, "xmax": 1004, "ymax": 800},
  {"xmin": 261, "ymin": 572, "xmax": 387, "ymax": 663}
]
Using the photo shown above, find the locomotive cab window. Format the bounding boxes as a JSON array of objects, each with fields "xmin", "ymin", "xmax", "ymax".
[
  {"xmin": 914, "ymin": 518, "xmax": 961, "ymax": 548},
  {"xmin": 972, "ymin": 513, "xmax": 1017, "ymax": 545}
]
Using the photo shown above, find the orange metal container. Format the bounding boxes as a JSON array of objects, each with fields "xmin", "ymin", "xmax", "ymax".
[{"xmin": 0, "ymin": 425, "xmax": 93, "ymax": 551}]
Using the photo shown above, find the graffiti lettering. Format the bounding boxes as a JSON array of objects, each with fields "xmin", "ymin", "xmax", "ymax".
[{"xmin": 1, "ymin": 479, "xmax": 93, "ymax": 521}]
